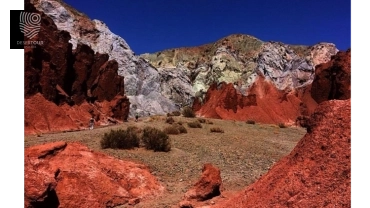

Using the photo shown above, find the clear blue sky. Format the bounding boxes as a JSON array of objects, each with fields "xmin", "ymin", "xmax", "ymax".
[{"xmin": 64, "ymin": 0, "xmax": 351, "ymax": 55}]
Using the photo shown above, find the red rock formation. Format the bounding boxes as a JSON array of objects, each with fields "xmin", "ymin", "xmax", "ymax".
[
  {"xmin": 183, "ymin": 163, "xmax": 222, "ymax": 201},
  {"xmin": 311, "ymin": 49, "xmax": 351, "ymax": 103},
  {"xmin": 214, "ymin": 99, "xmax": 351, "ymax": 208},
  {"xmin": 197, "ymin": 77, "xmax": 308, "ymax": 125},
  {"xmin": 24, "ymin": 0, "xmax": 129, "ymax": 134},
  {"xmin": 24, "ymin": 142, "xmax": 164, "ymax": 208}
]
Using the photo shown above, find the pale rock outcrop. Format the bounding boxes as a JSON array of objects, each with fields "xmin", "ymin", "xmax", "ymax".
[
  {"xmin": 33, "ymin": 0, "xmax": 177, "ymax": 116},
  {"xmin": 142, "ymin": 35, "xmax": 338, "ymax": 100}
]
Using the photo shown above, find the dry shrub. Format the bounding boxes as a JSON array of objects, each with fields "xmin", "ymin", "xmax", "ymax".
[
  {"xmin": 177, "ymin": 125, "xmax": 187, "ymax": 133},
  {"xmin": 166, "ymin": 116, "xmax": 175, "ymax": 124},
  {"xmin": 246, "ymin": 120, "xmax": 256, "ymax": 124},
  {"xmin": 278, "ymin": 123, "xmax": 287, "ymax": 128},
  {"xmin": 100, "ymin": 127, "xmax": 140, "ymax": 149},
  {"xmin": 206, "ymin": 120, "xmax": 213, "ymax": 124},
  {"xmin": 198, "ymin": 118, "xmax": 206, "ymax": 123},
  {"xmin": 210, "ymin": 127, "xmax": 224, "ymax": 133},
  {"xmin": 182, "ymin": 106, "xmax": 195, "ymax": 118},
  {"xmin": 164, "ymin": 124, "xmax": 188, "ymax": 134},
  {"xmin": 164, "ymin": 125, "xmax": 180, "ymax": 135},
  {"xmin": 142, "ymin": 127, "xmax": 171, "ymax": 152},
  {"xmin": 188, "ymin": 121, "xmax": 202, "ymax": 128},
  {"xmin": 172, "ymin": 111, "xmax": 181, "ymax": 116}
]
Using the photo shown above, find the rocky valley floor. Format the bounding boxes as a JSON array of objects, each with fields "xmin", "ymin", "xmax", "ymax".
[{"xmin": 25, "ymin": 116, "xmax": 306, "ymax": 207}]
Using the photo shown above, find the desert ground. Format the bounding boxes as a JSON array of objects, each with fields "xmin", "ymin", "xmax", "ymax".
[{"xmin": 25, "ymin": 115, "xmax": 306, "ymax": 207}]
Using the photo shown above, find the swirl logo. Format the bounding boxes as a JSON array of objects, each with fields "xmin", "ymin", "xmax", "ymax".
[{"xmin": 19, "ymin": 12, "xmax": 41, "ymax": 39}]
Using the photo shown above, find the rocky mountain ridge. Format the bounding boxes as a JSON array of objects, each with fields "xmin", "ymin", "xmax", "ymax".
[{"xmin": 30, "ymin": 0, "xmax": 343, "ymax": 127}]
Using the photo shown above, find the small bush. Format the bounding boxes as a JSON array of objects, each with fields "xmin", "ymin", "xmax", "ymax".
[
  {"xmin": 278, "ymin": 123, "xmax": 287, "ymax": 128},
  {"xmin": 165, "ymin": 116, "xmax": 175, "ymax": 124},
  {"xmin": 164, "ymin": 125, "xmax": 180, "ymax": 135},
  {"xmin": 142, "ymin": 127, "xmax": 171, "ymax": 152},
  {"xmin": 172, "ymin": 111, "xmax": 181, "ymax": 116},
  {"xmin": 206, "ymin": 120, "xmax": 213, "ymax": 124},
  {"xmin": 210, "ymin": 127, "xmax": 224, "ymax": 133},
  {"xmin": 164, "ymin": 124, "xmax": 188, "ymax": 134},
  {"xmin": 182, "ymin": 106, "xmax": 195, "ymax": 118},
  {"xmin": 246, "ymin": 120, "xmax": 256, "ymax": 125},
  {"xmin": 100, "ymin": 127, "xmax": 140, "ymax": 149},
  {"xmin": 197, "ymin": 118, "xmax": 206, "ymax": 123},
  {"xmin": 187, "ymin": 121, "xmax": 202, "ymax": 128},
  {"xmin": 177, "ymin": 125, "xmax": 188, "ymax": 133}
]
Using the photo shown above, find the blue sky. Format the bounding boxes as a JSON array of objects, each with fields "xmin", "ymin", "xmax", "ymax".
[{"xmin": 63, "ymin": 0, "xmax": 350, "ymax": 55}]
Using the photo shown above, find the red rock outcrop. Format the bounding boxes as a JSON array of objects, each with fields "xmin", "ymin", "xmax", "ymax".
[
  {"xmin": 24, "ymin": 142, "xmax": 164, "ymax": 208},
  {"xmin": 183, "ymin": 164, "xmax": 223, "ymax": 202},
  {"xmin": 311, "ymin": 49, "xmax": 351, "ymax": 103},
  {"xmin": 213, "ymin": 99, "xmax": 351, "ymax": 207},
  {"xmin": 24, "ymin": 0, "xmax": 129, "ymax": 134},
  {"xmin": 196, "ymin": 77, "xmax": 313, "ymax": 125}
]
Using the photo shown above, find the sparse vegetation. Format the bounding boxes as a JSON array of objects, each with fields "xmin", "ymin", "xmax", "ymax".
[
  {"xmin": 210, "ymin": 127, "xmax": 224, "ymax": 133},
  {"xmin": 100, "ymin": 127, "xmax": 140, "ymax": 149},
  {"xmin": 25, "ymin": 115, "xmax": 307, "ymax": 208},
  {"xmin": 142, "ymin": 127, "xmax": 171, "ymax": 152},
  {"xmin": 182, "ymin": 106, "xmax": 195, "ymax": 118},
  {"xmin": 163, "ymin": 125, "xmax": 180, "ymax": 135},
  {"xmin": 188, "ymin": 121, "xmax": 202, "ymax": 128},
  {"xmin": 278, "ymin": 123, "xmax": 287, "ymax": 128},
  {"xmin": 164, "ymin": 124, "xmax": 188, "ymax": 135},
  {"xmin": 246, "ymin": 120, "xmax": 256, "ymax": 124},
  {"xmin": 172, "ymin": 111, "xmax": 181, "ymax": 116},
  {"xmin": 206, "ymin": 120, "xmax": 213, "ymax": 124},
  {"xmin": 165, "ymin": 116, "xmax": 175, "ymax": 124},
  {"xmin": 198, "ymin": 118, "xmax": 206, "ymax": 123},
  {"xmin": 176, "ymin": 124, "xmax": 187, "ymax": 133}
]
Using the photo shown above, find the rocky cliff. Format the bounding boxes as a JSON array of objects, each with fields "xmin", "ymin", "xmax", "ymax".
[
  {"xmin": 32, "ymin": 0, "xmax": 178, "ymax": 116},
  {"xmin": 25, "ymin": 0, "xmax": 130, "ymax": 134},
  {"xmin": 311, "ymin": 49, "xmax": 351, "ymax": 103},
  {"xmin": 142, "ymin": 34, "xmax": 338, "ymax": 97}
]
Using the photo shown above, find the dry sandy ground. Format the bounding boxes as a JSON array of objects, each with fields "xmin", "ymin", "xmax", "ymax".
[{"xmin": 25, "ymin": 116, "xmax": 306, "ymax": 207}]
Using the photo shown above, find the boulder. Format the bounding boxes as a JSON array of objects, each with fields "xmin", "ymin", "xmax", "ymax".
[{"xmin": 25, "ymin": 142, "xmax": 164, "ymax": 208}]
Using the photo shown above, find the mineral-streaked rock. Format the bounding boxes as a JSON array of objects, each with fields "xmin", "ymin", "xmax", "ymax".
[{"xmin": 33, "ymin": 0, "xmax": 177, "ymax": 116}]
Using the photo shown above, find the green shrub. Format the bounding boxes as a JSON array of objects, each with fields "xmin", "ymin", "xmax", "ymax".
[
  {"xmin": 172, "ymin": 111, "xmax": 181, "ymax": 116},
  {"xmin": 246, "ymin": 120, "xmax": 256, "ymax": 125},
  {"xmin": 182, "ymin": 106, "xmax": 195, "ymax": 118},
  {"xmin": 210, "ymin": 127, "xmax": 224, "ymax": 133},
  {"xmin": 165, "ymin": 116, "xmax": 175, "ymax": 124},
  {"xmin": 278, "ymin": 123, "xmax": 287, "ymax": 128},
  {"xmin": 197, "ymin": 118, "xmax": 206, "ymax": 123},
  {"xmin": 100, "ymin": 127, "xmax": 140, "ymax": 149},
  {"xmin": 187, "ymin": 121, "xmax": 202, "ymax": 128},
  {"xmin": 142, "ymin": 127, "xmax": 171, "ymax": 152}
]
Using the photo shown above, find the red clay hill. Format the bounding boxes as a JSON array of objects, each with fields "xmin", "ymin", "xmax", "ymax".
[
  {"xmin": 194, "ymin": 49, "xmax": 351, "ymax": 126},
  {"xmin": 24, "ymin": 0, "xmax": 129, "ymax": 135},
  {"xmin": 213, "ymin": 98, "xmax": 351, "ymax": 208}
]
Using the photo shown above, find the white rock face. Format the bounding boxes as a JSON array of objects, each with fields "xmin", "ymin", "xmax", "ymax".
[
  {"xmin": 34, "ymin": 0, "xmax": 177, "ymax": 116},
  {"xmin": 310, "ymin": 43, "xmax": 339, "ymax": 67}
]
